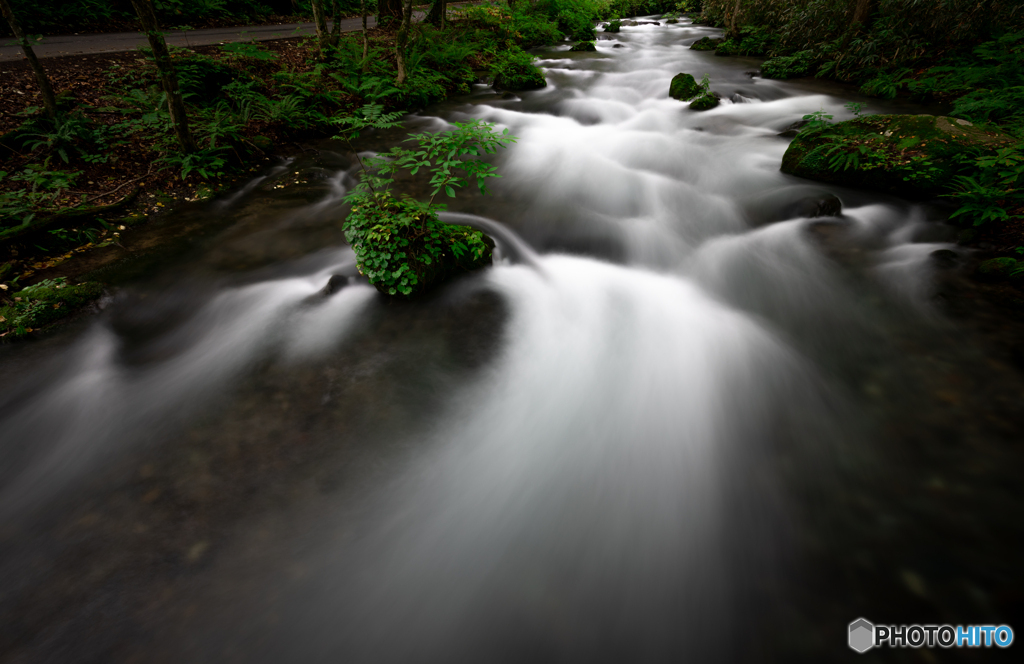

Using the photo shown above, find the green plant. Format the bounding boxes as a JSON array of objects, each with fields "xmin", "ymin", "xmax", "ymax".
[
  {"xmin": 845, "ymin": 101, "xmax": 867, "ymax": 117},
  {"xmin": 801, "ymin": 109, "xmax": 834, "ymax": 133},
  {"xmin": 219, "ymin": 40, "xmax": 278, "ymax": 61},
  {"xmin": 491, "ymin": 47, "xmax": 547, "ymax": 90},
  {"xmin": 0, "ymin": 277, "xmax": 104, "ymax": 338},
  {"xmin": 334, "ymin": 104, "xmax": 516, "ymax": 296},
  {"xmin": 947, "ymin": 144, "xmax": 1024, "ymax": 226}
]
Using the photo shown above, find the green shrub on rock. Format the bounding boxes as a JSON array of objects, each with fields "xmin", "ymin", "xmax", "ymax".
[
  {"xmin": 605, "ymin": 20, "xmax": 622, "ymax": 33},
  {"xmin": 491, "ymin": 48, "xmax": 547, "ymax": 91},
  {"xmin": 669, "ymin": 73, "xmax": 702, "ymax": 100},
  {"xmin": 570, "ymin": 41, "xmax": 597, "ymax": 51},
  {"xmin": 334, "ymin": 106, "xmax": 517, "ymax": 298}
]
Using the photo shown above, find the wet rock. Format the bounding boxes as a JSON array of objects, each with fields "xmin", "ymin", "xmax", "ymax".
[
  {"xmin": 781, "ymin": 114, "xmax": 1015, "ymax": 199},
  {"xmin": 612, "ymin": 44, "xmax": 625, "ymax": 48},
  {"xmin": 638, "ymin": 21, "xmax": 660, "ymax": 25},
  {"xmin": 666, "ymin": 18, "xmax": 679, "ymax": 24},
  {"xmin": 785, "ymin": 194, "xmax": 843, "ymax": 219},
  {"xmin": 977, "ymin": 257, "xmax": 1020, "ymax": 280},
  {"xmin": 569, "ymin": 41, "xmax": 597, "ymax": 52},
  {"xmin": 500, "ymin": 92, "xmax": 518, "ymax": 100},
  {"xmin": 778, "ymin": 119, "xmax": 808, "ymax": 137},
  {"xmin": 690, "ymin": 36, "xmax": 721, "ymax": 51},
  {"xmin": 621, "ymin": 20, "xmax": 639, "ymax": 26},
  {"xmin": 930, "ymin": 249, "xmax": 960, "ymax": 270},
  {"xmin": 730, "ymin": 93, "xmax": 755, "ymax": 104},
  {"xmin": 322, "ymin": 274, "xmax": 352, "ymax": 295},
  {"xmin": 669, "ymin": 73, "xmax": 702, "ymax": 101},
  {"xmin": 689, "ymin": 91, "xmax": 721, "ymax": 111}
]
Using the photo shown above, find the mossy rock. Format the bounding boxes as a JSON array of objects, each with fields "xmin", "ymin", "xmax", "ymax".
[
  {"xmin": 666, "ymin": 18, "xmax": 679, "ymax": 24},
  {"xmin": 604, "ymin": 20, "xmax": 621, "ymax": 33},
  {"xmin": 690, "ymin": 36, "xmax": 721, "ymax": 51},
  {"xmin": 0, "ymin": 278, "xmax": 103, "ymax": 338},
  {"xmin": 569, "ymin": 41, "xmax": 597, "ymax": 52},
  {"xmin": 492, "ymin": 49, "xmax": 547, "ymax": 91},
  {"xmin": 780, "ymin": 115, "xmax": 1015, "ymax": 199},
  {"xmin": 689, "ymin": 91, "xmax": 721, "ymax": 111},
  {"xmin": 669, "ymin": 73, "xmax": 702, "ymax": 101},
  {"xmin": 251, "ymin": 135, "xmax": 274, "ymax": 152},
  {"xmin": 977, "ymin": 257, "xmax": 1020, "ymax": 279}
]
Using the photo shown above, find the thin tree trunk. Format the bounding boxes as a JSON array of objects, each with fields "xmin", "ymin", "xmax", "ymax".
[
  {"xmin": 129, "ymin": 0, "xmax": 197, "ymax": 153},
  {"xmin": 329, "ymin": 0, "xmax": 342, "ymax": 48},
  {"xmin": 395, "ymin": 0, "xmax": 413, "ymax": 85},
  {"xmin": 426, "ymin": 0, "xmax": 447, "ymax": 28},
  {"xmin": 310, "ymin": 0, "xmax": 329, "ymax": 59},
  {"xmin": 0, "ymin": 0, "xmax": 57, "ymax": 118},
  {"xmin": 729, "ymin": 0, "xmax": 742, "ymax": 38},
  {"xmin": 852, "ymin": 0, "xmax": 873, "ymax": 26},
  {"xmin": 361, "ymin": 0, "xmax": 369, "ymax": 65}
]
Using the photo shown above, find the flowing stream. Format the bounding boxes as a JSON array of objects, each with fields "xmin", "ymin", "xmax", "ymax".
[{"xmin": 2, "ymin": 17, "xmax": 1023, "ymax": 664}]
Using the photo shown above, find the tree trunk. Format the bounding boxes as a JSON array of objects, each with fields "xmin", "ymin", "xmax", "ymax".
[
  {"xmin": 426, "ymin": 0, "xmax": 447, "ymax": 29},
  {"xmin": 0, "ymin": 0, "xmax": 57, "ymax": 118},
  {"xmin": 361, "ymin": 0, "xmax": 369, "ymax": 65},
  {"xmin": 310, "ymin": 0, "xmax": 329, "ymax": 59},
  {"xmin": 329, "ymin": 0, "xmax": 343, "ymax": 48},
  {"xmin": 728, "ymin": 0, "xmax": 742, "ymax": 38},
  {"xmin": 378, "ymin": 0, "xmax": 403, "ymax": 24},
  {"xmin": 395, "ymin": 0, "xmax": 413, "ymax": 85},
  {"xmin": 852, "ymin": 0, "xmax": 874, "ymax": 26},
  {"xmin": 129, "ymin": 0, "xmax": 197, "ymax": 154}
]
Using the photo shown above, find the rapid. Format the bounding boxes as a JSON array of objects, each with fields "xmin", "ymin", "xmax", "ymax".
[{"xmin": 1, "ymin": 17, "xmax": 1022, "ymax": 664}]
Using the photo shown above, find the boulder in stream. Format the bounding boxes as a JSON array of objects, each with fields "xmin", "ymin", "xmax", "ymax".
[
  {"xmin": 669, "ymin": 73, "xmax": 702, "ymax": 101},
  {"xmin": 570, "ymin": 41, "xmax": 597, "ymax": 52},
  {"xmin": 604, "ymin": 20, "xmax": 621, "ymax": 33},
  {"xmin": 781, "ymin": 115, "xmax": 1015, "ymax": 199},
  {"xmin": 690, "ymin": 36, "xmax": 721, "ymax": 51}
]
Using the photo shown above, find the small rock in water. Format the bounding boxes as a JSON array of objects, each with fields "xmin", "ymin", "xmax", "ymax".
[
  {"xmin": 929, "ymin": 249, "xmax": 960, "ymax": 269},
  {"xmin": 689, "ymin": 91, "xmax": 721, "ymax": 111},
  {"xmin": 322, "ymin": 274, "xmax": 351, "ymax": 295},
  {"xmin": 782, "ymin": 194, "xmax": 843, "ymax": 219},
  {"xmin": 612, "ymin": 44, "xmax": 624, "ymax": 48},
  {"xmin": 730, "ymin": 93, "xmax": 755, "ymax": 104},
  {"xmin": 778, "ymin": 119, "xmax": 809, "ymax": 137}
]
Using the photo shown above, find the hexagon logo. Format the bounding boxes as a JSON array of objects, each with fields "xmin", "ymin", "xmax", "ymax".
[{"xmin": 849, "ymin": 618, "xmax": 875, "ymax": 653}]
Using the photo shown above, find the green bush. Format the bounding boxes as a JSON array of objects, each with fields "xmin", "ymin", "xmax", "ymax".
[
  {"xmin": 491, "ymin": 48, "xmax": 547, "ymax": 90},
  {"xmin": 761, "ymin": 49, "xmax": 816, "ymax": 79}
]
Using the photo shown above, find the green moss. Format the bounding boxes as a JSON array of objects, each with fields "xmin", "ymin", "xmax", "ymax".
[
  {"xmin": 689, "ymin": 91, "xmax": 721, "ymax": 111},
  {"xmin": 0, "ymin": 278, "xmax": 103, "ymax": 338},
  {"xmin": 690, "ymin": 36, "xmax": 721, "ymax": 51},
  {"xmin": 605, "ymin": 20, "xmax": 621, "ymax": 33},
  {"xmin": 780, "ymin": 114, "xmax": 1014, "ymax": 199},
  {"xmin": 978, "ymin": 257, "xmax": 1019, "ymax": 278},
  {"xmin": 669, "ymin": 73, "xmax": 702, "ymax": 101},
  {"xmin": 569, "ymin": 41, "xmax": 597, "ymax": 52}
]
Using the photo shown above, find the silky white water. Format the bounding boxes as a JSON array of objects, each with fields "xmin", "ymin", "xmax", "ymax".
[{"xmin": 0, "ymin": 17, "xmax": 970, "ymax": 663}]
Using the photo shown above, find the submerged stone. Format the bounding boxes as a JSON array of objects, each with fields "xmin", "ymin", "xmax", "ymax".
[
  {"xmin": 669, "ymin": 73, "xmax": 702, "ymax": 101},
  {"xmin": 690, "ymin": 36, "xmax": 721, "ymax": 51},
  {"xmin": 781, "ymin": 114, "xmax": 1015, "ymax": 199},
  {"xmin": 689, "ymin": 91, "xmax": 720, "ymax": 111}
]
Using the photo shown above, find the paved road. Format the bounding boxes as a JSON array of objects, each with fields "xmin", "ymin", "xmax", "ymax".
[{"xmin": 0, "ymin": 9, "xmax": 449, "ymax": 62}]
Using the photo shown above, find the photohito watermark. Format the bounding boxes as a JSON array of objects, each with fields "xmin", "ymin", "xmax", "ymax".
[{"xmin": 849, "ymin": 618, "xmax": 1014, "ymax": 653}]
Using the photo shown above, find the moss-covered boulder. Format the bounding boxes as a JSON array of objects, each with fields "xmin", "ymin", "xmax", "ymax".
[
  {"xmin": 669, "ymin": 73, "xmax": 703, "ymax": 101},
  {"xmin": 977, "ymin": 257, "xmax": 1021, "ymax": 280},
  {"xmin": 569, "ymin": 41, "xmax": 597, "ymax": 52},
  {"xmin": 690, "ymin": 36, "xmax": 721, "ymax": 51},
  {"xmin": 781, "ymin": 115, "xmax": 1014, "ymax": 199},
  {"xmin": 690, "ymin": 91, "xmax": 721, "ymax": 111},
  {"xmin": 0, "ymin": 278, "xmax": 103, "ymax": 338},
  {"xmin": 604, "ymin": 20, "xmax": 621, "ymax": 33},
  {"xmin": 666, "ymin": 18, "xmax": 679, "ymax": 24}
]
